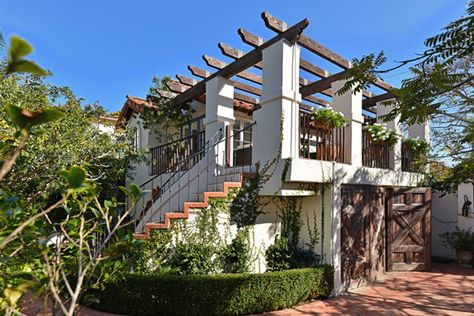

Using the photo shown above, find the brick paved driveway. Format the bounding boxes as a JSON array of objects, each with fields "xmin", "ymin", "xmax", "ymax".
[
  {"xmin": 25, "ymin": 262, "xmax": 474, "ymax": 315},
  {"xmin": 262, "ymin": 262, "xmax": 474, "ymax": 316}
]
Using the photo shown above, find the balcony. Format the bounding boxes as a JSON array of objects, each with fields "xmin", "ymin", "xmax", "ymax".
[
  {"xmin": 401, "ymin": 141, "xmax": 421, "ymax": 172},
  {"xmin": 362, "ymin": 129, "xmax": 391, "ymax": 169},
  {"xmin": 299, "ymin": 108, "xmax": 398, "ymax": 170},
  {"xmin": 149, "ymin": 131, "xmax": 205, "ymax": 176},
  {"xmin": 299, "ymin": 109, "xmax": 345, "ymax": 163}
]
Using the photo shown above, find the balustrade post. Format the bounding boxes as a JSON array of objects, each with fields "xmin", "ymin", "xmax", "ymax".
[
  {"xmin": 253, "ymin": 39, "xmax": 300, "ymax": 162},
  {"xmin": 408, "ymin": 121, "xmax": 430, "ymax": 172},
  {"xmin": 331, "ymin": 79, "xmax": 363, "ymax": 166},
  {"xmin": 252, "ymin": 39, "xmax": 300, "ymax": 194},
  {"xmin": 376, "ymin": 99, "xmax": 402, "ymax": 171}
]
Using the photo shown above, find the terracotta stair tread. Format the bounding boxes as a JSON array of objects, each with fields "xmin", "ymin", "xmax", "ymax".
[{"xmin": 133, "ymin": 179, "xmax": 247, "ymax": 240}]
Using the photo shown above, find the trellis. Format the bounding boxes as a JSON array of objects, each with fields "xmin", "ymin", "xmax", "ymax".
[{"xmin": 154, "ymin": 12, "xmax": 395, "ymax": 115}]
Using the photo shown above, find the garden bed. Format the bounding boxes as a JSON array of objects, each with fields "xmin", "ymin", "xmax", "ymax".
[{"xmin": 89, "ymin": 266, "xmax": 333, "ymax": 316}]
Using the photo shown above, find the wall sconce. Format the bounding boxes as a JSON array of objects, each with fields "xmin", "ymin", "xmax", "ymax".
[{"xmin": 461, "ymin": 195, "xmax": 471, "ymax": 217}]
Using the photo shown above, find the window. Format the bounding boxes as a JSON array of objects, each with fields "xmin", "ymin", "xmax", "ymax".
[
  {"xmin": 180, "ymin": 116, "xmax": 204, "ymax": 138},
  {"xmin": 233, "ymin": 120, "xmax": 252, "ymax": 150},
  {"xmin": 132, "ymin": 127, "xmax": 139, "ymax": 150}
]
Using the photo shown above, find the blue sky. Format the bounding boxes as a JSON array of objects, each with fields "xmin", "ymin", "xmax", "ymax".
[{"xmin": 0, "ymin": 1, "xmax": 468, "ymax": 112}]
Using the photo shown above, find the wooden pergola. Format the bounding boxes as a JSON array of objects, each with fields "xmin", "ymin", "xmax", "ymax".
[{"xmin": 156, "ymin": 12, "xmax": 395, "ymax": 115}]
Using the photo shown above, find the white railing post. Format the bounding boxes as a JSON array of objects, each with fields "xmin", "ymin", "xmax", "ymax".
[
  {"xmin": 376, "ymin": 99, "xmax": 402, "ymax": 171},
  {"xmin": 331, "ymin": 79, "xmax": 363, "ymax": 166}
]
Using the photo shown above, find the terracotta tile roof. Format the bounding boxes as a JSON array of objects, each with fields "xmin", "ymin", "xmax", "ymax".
[
  {"xmin": 117, "ymin": 94, "xmax": 256, "ymax": 127},
  {"xmin": 233, "ymin": 99, "xmax": 254, "ymax": 114},
  {"xmin": 116, "ymin": 95, "xmax": 158, "ymax": 126}
]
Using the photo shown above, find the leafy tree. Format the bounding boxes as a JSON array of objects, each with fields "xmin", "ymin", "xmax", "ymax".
[
  {"xmin": 0, "ymin": 70, "xmax": 145, "ymax": 207},
  {"xmin": 0, "ymin": 34, "xmax": 143, "ymax": 316},
  {"xmin": 140, "ymin": 76, "xmax": 192, "ymax": 142},
  {"xmin": 339, "ymin": 1, "xmax": 474, "ymax": 191}
]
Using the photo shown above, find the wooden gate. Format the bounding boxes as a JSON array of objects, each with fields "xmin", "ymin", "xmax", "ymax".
[
  {"xmin": 387, "ymin": 188, "xmax": 431, "ymax": 271},
  {"xmin": 341, "ymin": 185, "xmax": 386, "ymax": 290}
]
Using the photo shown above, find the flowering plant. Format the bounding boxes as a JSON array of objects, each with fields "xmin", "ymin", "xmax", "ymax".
[
  {"xmin": 365, "ymin": 123, "xmax": 399, "ymax": 148},
  {"xmin": 403, "ymin": 137, "xmax": 429, "ymax": 155},
  {"xmin": 310, "ymin": 108, "xmax": 346, "ymax": 130}
]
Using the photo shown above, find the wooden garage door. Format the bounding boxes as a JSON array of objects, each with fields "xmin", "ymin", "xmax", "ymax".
[
  {"xmin": 387, "ymin": 188, "xmax": 431, "ymax": 271},
  {"xmin": 341, "ymin": 186, "xmax": 386, "ymax": 290}
]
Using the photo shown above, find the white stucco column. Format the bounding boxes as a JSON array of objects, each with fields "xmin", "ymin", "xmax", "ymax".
[
  {"xmin": 408, "ymin": 122, "xmax": 430, "ymax": 143},
  {"xmin": 377, "ymin": 99, "xmax": 402, "ymax": 171},
  {"xmin": 252, "ymin": 39, "xmax": 300, "ymax": 195},
  {"xmin": 253, "ymin": 39, "xmax": 301, "ymax": 165},
  {"xmin": 204, "ymin": 76, "xmax": 235, "ymax": 171},
  {"xmin": 331, "ymin": 80, "xmax": 363, "ymax": 166},
  {"xmin": 330, "ymin": 178, "xmax": 343, "ymax": 295}
]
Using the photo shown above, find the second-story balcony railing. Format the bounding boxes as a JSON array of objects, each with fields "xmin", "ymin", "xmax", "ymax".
[
  {"xmin": 362, "ymin": 129, "xmax": 390, "ymax": 169},
  {"xmin": 401, "ymin": 141, "xmax": 422, "ymax": 172},
  {"xmin": 299, "ymin": 108, "xmax": 345, "ymax": 163},
  {"xmin": 149, "ymin": 131, "xmax": 205, "ymax": 176}
]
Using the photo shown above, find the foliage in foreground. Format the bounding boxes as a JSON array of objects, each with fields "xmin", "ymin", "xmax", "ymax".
[
  {"xmin": 439, "ymin": 227, "xmax": 474, "ymax": 251},
  {"xmin": 90, "ymin": 266, "xmax": 334, "ymax": 316},
  {"xmin": 339, "ymin": 1, "xmax": 474, "ymax": 192},
  {"xmin": 0, "ymin": 34, "xmax": 144, "ymax": 316}
]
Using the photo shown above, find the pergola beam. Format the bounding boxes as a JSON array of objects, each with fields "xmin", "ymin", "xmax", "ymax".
[
  {"xmin": 171, "ymin": 18, "xmax": 310, "ymax": 107},
  {"xmin": 300, "ymin": 70, "xmax": 350, "ymax": 97},
  {"xmin": 220, "ymin": 41, "xmax": 334, "ymax": 98},
  {"xmin": 188, "ymin": 65, "xmax": 258, "ymax": 95},
  {"xmin": 238, "ymin": 28, "xmax": 329, "ymax": 79},
  {"xmin": 362, "ymin": 92, "xmax": 395, "ymax": 108},
  {"xmin": 176, "ymin": 74, "xmax": 258, "ymax": 105},
  {"xmin": 238, "ymin": 27, "xmax": 373, "ymax": 99},
  {"xmin": 203, "ymin": 55, "xmax": 262, "ymax": 84},
  {"xmin": 188, "ymin": 64, "xmax": 329, "ymax": 107},
  {"xmin": 261, "ymin": 12, "xmax": 393, "ymax": 92}
]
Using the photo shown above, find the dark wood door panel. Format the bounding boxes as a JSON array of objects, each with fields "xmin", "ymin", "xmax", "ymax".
[
  {"xmin": 387, "ymin": 187, "xmax": 431, "ymax": 271},
  {"xmin": 341, "ymin": 185, "xmax": 386, "ymax": 290}
]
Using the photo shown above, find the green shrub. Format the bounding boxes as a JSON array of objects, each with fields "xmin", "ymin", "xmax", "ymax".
[
  {"xmin": 265, "ymin": 236, "xmax": 292, "ymax": 271},
  {"xmin": 90, "ymin": 266, "xmax": 333, "ymax": 316},
  {"xmin": 172, "ymin": 242, "xmax": 220, "ymax": 274},
  {"xmin": 439, "ymin": 227, "xmax": 474, "ymax": 251},
  {"xmin": 222, "ymin": 229, "xmax": 252, "ymax": 273}
]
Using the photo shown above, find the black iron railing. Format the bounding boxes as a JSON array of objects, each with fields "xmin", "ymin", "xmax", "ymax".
[{"xmin": 149, "ymin": 131, "xmax": 205, "ymax": 176}]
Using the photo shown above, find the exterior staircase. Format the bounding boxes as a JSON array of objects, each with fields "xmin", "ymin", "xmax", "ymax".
[
  {"xmin": 133, "ymin": 173, "xmax": 247, "ymax": 239},
  {"xmin": 132, "ymin": 124, "xmax": 256, "ymax": 239}
]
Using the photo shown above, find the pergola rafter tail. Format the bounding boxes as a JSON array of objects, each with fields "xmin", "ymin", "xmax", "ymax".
[
  {"xmin": 261, "ymin": 11, "xmax": 393, "ymax": 93},
  {"xmin": 170, "ymin": 18, "xmax": 310, "ymax": 107},
  {"xmin": 237, "ymin": 26, "xmax": 373, "ymax": 99},
  {"xmin": 219, "ymin": 40, "xmax": 334, "ymax": 99}
]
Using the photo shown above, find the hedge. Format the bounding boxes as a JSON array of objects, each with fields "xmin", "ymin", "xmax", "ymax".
[{"xmin": 90, "ymin": 265, "xmax": 333, "ymax": 316}]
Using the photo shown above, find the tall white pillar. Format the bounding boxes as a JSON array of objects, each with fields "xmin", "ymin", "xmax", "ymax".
[
  {"xmin": 377, "ymin": 99, "xmax": 401, "ymax": 171},
  {"xmin": 331, "ymin": 80, "xmax": 363, "ymax": 166},
  {"xmin": 204, "ymin": 76, "xmax": 235, "ymax": 172},
  {"xmin": 408, "ymin": 122, "xmax": 430, "ymax": 143},
  {"xmin": 252, "ymin": 39, "xmax": 300, "ymax": 194}
]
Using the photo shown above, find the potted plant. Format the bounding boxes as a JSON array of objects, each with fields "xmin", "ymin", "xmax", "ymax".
[
  {"xmin": 310, "ymin": 107, "xmax": 346, "ymax": 131},
  {"xmin": 439, "ymin": 227, "xmax": 474, "ymax": 267},
  {"xmin": 364, "ymin": 123, "xmax": 399, "ymax": 148},
  {"xmin": 403, "ymin": 137, "xmax": 429, "ymax": 155},
  {"xmin": 402, "ymin": 137, "xmax": 429, "ymax": 171}
]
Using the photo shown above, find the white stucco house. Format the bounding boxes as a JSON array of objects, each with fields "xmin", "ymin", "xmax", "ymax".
[{"xmin": 116, "ymin": 12, "xmax": 433, "ymax": 294}]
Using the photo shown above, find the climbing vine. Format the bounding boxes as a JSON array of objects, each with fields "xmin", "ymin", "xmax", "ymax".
[
  {"xmin": 230, "ymin": 160, "xmax": 275, "ymax": 228},
  {"xmin": 140, "ymin": 76, "xmax": 193, "ymax": 142},
  {"xmin": 275, "ymin": 196, "xmax": 302, "ymax": 252}
]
